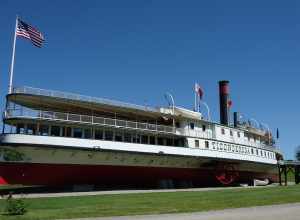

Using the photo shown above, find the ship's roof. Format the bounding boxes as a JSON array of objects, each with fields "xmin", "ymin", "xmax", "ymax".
[{"xmin": 7, "ymin": 86, "xmax": 202, "ymax": 120}]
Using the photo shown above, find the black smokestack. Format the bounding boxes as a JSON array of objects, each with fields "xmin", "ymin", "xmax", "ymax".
[{"xmin": 219, "ymin": 80, "xmax": 230, "ymax": 126}]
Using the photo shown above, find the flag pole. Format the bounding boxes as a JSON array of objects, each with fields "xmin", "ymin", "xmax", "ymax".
[
  {"xmin": 197, "ymin": 94, "xmax": 200, "ymax": 112},
  {"xmin": 8, "ymin": 16, "xmax": 18, "ymax": 94},
  {"xmin": 194, "ymin": 83, "xmax": 197, "ymax": 111}
]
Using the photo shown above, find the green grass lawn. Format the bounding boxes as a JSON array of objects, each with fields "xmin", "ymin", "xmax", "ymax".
[{"xmin": 0, "ymin": 185, "xmax": 300, "ymax": 220}]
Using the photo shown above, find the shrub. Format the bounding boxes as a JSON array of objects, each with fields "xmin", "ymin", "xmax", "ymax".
[{"xmin": 4, "ymin": 194, "xmax": 27, "ymax": 215}]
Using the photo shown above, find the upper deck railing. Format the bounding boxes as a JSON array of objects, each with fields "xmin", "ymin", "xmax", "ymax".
[
  {"xmin": 12, "ymin": 86, "xmax": 160, "ymax": 114},
  {"xmin": 4, "ymin": 108, "xmax": 175, "ymax": 134}
]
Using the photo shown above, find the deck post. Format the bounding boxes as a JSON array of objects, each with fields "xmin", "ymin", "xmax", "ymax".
[
  {"xmin": 278, "ymin": 164, "xmax": 282, "ymax": 186},
  {"xmin": 284, "ymin": 165, "xmax": 287, "ymax": 186}
]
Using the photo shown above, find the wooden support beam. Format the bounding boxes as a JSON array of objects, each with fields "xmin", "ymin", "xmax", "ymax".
[
  {"xmin": 278, "ymin": 164, "xmax": 282, "ymax": 186},
  {"xmin": 284, "ymin": 166, "xmax": 287, "ymax": 186}
]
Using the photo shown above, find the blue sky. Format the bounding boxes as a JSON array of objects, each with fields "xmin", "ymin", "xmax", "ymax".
[{"xmin": 1, "ymin": 0, "xmax": 299, "ymax": 159}]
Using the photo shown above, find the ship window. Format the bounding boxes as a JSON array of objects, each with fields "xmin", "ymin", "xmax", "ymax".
[
  {"xmin": 237, "ymin": 132, "xmax": 240, "ymax": 138},
  {"xmin": 149, "ymin": 136, "xmax": 155, "ymax": 145},
  {"xmin": 115, "ymin": 132, "xmax": 123, "ymax": 142},
  {"xmin": 39, "ymin": 125, "xmax": 49, "ymax": 136},
  {"xmin": 190, "ymin": 122, "xmax": 195, "ymax": 130},
  {"xmin": 228, "ymin": 145, "xmax": 231, "ymax": 151},
  {"xmin": 230, "ymin": 130, "xmax": 233, "ymax": 136},
  {"xmin": 212, "ymin": 142, "xmax": 216, "ymax": 150},
  {"xmin": 178, "ymin": 138, "xmax": 184, "ymax": 147},
  {"xmin": 95, "ymin": 129, "xmax": 103, "ymax": 140},
  {"xmin": 174, "ymin": 139, "xmax": 179, "ymax": 147},
  {"xmin": 166, "ymin": 138, "xmax": 172, "ymax": 146},
  {"xmin": 84, "ymin": 129, "xmax": 92, "ymax": 139},
  {"xmin": 251, "ymin": 148, "xmax": 254, "ymax": 154},
  {"xmin": 202, "ymin": 125, "xmax": 206, "ymax": 132},
  {"xmin": 256, "ymin": 149, "xmax": 259, "ymax": 155},
  {"xmin": 221, "ymin": 128, "xmax": 225, "ymax": 135},
  {"xmin": 124, "ymin": 133, "xmax": 132, "ymax": 142},
  {"xmin": 205, "ymin": 141, "xmax": 209, "ymax": 149},
  {"xmin": 16, "ymin": 123, "xmax": 25, "ymax": 134},
  {"xmin": 157, "ymin": 137, "xmax": 164, "ymax": 145},
  {"xmin": 63, "ymin": 127, "xmax": 72, "ymax": 137},
  {"xmin": 27, "ymin": 124, "xmax": 36, "ymax": 135},
  {"xmin": 66, "ymin": 127, "xmax": 72, "ymax": 137},
  {"xmin": 136, "ymin": 134, "xmax": 141, "ymax": 143},
  {"xmin": 133, "ymin": 134, "xmax": 140, "ymax": 143},
  {"xmin": 51, "ymin": 126, "xmax": 61, "ymax": 137},
  {"xmin": 73, "ymin": 128, "xmax": 83, "ymax": 138},
  {"xmin": 141, "ymin": 135, "xmax": 148, "ymax": 144},
  {"xmin": 105, "ymin": 130, "xmax": 113, "ymax": 141},
  {"xmin": 195, "ymin": 140, "xmax": 199, "ymax": 148}
]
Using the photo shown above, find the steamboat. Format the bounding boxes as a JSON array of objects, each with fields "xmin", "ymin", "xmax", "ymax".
[{"xmin": 0, "ymin": 81, "xmax": 283, "ymax": 188}]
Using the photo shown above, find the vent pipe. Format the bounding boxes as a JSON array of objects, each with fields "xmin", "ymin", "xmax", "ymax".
[{"xmin": 233, "ymin": 112, "xmax": 239, "ymax": 128}]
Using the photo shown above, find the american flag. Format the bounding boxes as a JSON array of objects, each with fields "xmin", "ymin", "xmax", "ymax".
[{"xmin": 16, "ymin": 19, "xmax": 45, "ymax": 48}]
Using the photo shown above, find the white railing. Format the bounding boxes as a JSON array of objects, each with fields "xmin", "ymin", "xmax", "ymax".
[
  {"xmin": 4, "ymin": 108, "xmax": 175, "ymax": 134},
  {"xmin": 12, "ymin": 86, "xmax": 159, "ymax": 113}
]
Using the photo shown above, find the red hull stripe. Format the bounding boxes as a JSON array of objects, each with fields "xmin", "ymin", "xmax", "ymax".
[{"xmin": 0, "ymin": 163, "xmax": 279, "ymax": 186}]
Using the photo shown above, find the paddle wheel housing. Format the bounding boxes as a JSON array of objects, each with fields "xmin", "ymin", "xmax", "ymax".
[{"xmin": 215, "ymin": 163, "xmax": 239, "ymax": 185}]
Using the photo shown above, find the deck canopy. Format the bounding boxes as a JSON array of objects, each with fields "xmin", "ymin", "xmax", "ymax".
[{"xmin": 7, "ymin": 86, "xmax": 202, "ymax": 123}]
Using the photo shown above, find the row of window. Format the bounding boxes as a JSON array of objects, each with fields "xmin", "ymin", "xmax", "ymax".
[
  {"xmin": 221, "ymin": 128, "xmax": 241, "ymax": 137},
  {"xmin": 189, "ymin": 123, "xmax": 243, "ymax": 139},
  {"xmin": 189, "ymin": 122, "xmax": 206, "ymax": 132},
  {"xmin": 220, "ymin": 128, "xmax": 266, "ymax": 145},
  {"xmin": 194, "ymin": 139, "xmax": 275, "ymax": 160},
  {"xmin": 11, "ymin": 122, "xmax": 276, "ymax": 160},
  {"xmin": 14, "ymin": 123, "xmax": 185, "ymax": 147}
]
